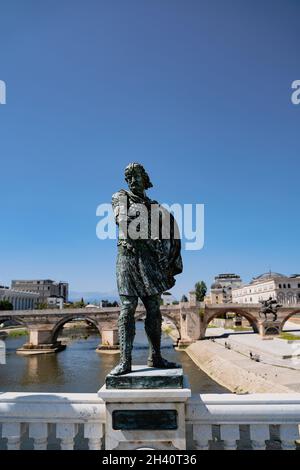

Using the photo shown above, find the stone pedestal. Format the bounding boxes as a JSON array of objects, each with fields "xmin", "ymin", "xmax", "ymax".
[
  {"xmin": 98, "ymin": 366, "xmax": 191, "ymax": 450},
  {"xmin": 258, "ymin": 320, "xmax": 281, "ymax": 339}
]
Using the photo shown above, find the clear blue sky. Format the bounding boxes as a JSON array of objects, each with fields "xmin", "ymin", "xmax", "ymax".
[{"xmin": 1, "ymin": 0, "xmax": 300, "ymax": 297}]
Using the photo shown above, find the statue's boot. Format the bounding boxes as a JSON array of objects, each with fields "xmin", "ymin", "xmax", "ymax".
[
  {"xmin": 110, "ymin": 360, "xmax": 131, "ymax": 376},
  {"xmin": 144, "ymin": 297, "xmax": 180, "ymax": 369},
  {"xmin": 110, "ymin": 325, "xmax": 134, "ymax": 375},
  {"xmin": 110, "ymin": 297, "xmax": 136, "ymax": 376}
]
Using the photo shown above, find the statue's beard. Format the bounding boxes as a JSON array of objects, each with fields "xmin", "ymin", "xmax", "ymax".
[{"xmin": 129, "ymin": 186, "xmax": 144, "ymax": 197}]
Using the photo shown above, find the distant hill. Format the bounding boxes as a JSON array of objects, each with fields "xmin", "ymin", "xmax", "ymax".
[{"xmin": 69, "ymin": 290, "xmax": 119, "ymax": 303}]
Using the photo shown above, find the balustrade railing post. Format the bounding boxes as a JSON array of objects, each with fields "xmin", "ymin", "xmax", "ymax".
[
  {"xmin": 56, "ymin": 423, "xmax": 77, "ymax": 450},
  {"xmin": 220, "ymin": 424, "xmax": 240, "ymax": 450},
  {"xmin": 2, "ymin": 423, "xmax": 25, "ymax": 450},
  {"xmin": 84, "ymin": 422, "xmax": 104, "ymax": 450},
  {"xmin": 29, "ymin": 422, "xmax": 49, "ymax": 450},
  {"xmin": 279, "ymin": 424, "xmax": 299, "ymax": 450},
  {"xmin": 193, "ymin": 424, "xmax": 212, "ymax": 450},
  {"xmin": 249, "ymin": 424, "xmax": 270, "ymax": 450}
]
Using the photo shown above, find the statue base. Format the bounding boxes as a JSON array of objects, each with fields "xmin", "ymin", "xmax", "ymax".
[
  {"xmin": 106, "ymin": 365, "xmax": 184, "ymax": 389},
  {"xmin": 98, "ymin": 366, "xmax": 191, "ymax": 450},
  {"xmin": 258, "ymin": 320, "xmax": 281, "ymax": 339}
]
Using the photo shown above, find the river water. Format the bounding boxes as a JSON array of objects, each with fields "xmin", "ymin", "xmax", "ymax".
[
  {"xmin": 0, "ymin": 322, "xmax": 227, "ymax": 394},
  {"xmin": 0, "ymin": 325, "xmax": 290, "ymax": 450}
]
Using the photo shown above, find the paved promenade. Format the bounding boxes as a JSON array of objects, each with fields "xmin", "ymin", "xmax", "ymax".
[{"xmin": 186, "ymin": 320, "xmax": 300, "ymax": 394}]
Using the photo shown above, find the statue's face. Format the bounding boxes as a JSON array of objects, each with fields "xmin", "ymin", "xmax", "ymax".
[{"xmin": 127, "ymin": 169, "xmax": 145, "ymax": 195}]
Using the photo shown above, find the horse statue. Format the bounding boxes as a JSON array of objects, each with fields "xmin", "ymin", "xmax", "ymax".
[{"xmin": 259, "ymin": 297, "xmax": 282, "ymax": 321}]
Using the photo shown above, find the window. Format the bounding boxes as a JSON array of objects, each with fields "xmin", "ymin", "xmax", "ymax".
[
  {"xmin": 288, "ymin": 284, "xmax": 291, "ymax": 289},
  {"xmin": 298, "ymin": 284, "xmax": 300, "ymax": 289},
  {"xmin": 283, "ymin": 284, "xmax": 286, "ymax": 288},
  {"xmin": 279, "ymin": 284, "xmax": 282, "ymax": 288}
]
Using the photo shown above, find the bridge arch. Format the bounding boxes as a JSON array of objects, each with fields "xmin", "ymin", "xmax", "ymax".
[
  {"xmin": 51, "ymin": 315, "xmax": 102, "ymax": 343},
  {"xmin": 0, "ymin": 315, "xmax": 27, "ymax": 327},
  {"xmin": 135, "ymin": 310, "xmax": 181, "ymax": 339},
  {"xmin": 203, "ymin": 307, "xmax": 259, "ymax": 338},
  {"xmin": 280, "ymin": 309, "xmax": 300, "ymax": 331}
]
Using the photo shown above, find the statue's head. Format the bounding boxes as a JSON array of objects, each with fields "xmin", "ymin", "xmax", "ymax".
[{"xmin": 124, "ymin": 162, "xmax": 153, "ymax": 196}]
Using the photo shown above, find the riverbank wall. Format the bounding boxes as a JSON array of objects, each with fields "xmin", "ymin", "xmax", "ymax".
[{"xmin": 185, "ymin": 340, "xmax": 294, "ymax": 394}]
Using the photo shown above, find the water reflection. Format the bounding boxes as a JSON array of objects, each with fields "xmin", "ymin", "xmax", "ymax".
[{"xmin": 0, "ymin": 324, "xmax": 227, "ymax": 393}]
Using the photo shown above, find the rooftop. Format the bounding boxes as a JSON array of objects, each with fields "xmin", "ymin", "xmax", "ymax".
[{"xmin": 251, "ymin": 272, "xmax": 287, "ymax": 283}]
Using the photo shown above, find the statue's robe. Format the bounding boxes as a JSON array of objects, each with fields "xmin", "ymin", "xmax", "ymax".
[{"xmin": 112, "ymin": 189, "xmax": 183, "ymax": 297}]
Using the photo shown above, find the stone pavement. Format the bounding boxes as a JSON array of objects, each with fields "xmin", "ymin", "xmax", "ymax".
[{"xmin": 186, "ymin": 320, "xmax": 300, "ymax": 394}]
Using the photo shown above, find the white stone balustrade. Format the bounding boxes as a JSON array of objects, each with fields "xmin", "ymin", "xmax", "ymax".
[
  {"xmin": 186, "ymin": 393, "xmax": 300, "ymax": 450},
  {"xmin": 0, "ymin": 392, "xmax": 105, "ymax": 450},
  {"xmin": 1, "ymin": 392, "xmax": 300, "ymax": 449}
]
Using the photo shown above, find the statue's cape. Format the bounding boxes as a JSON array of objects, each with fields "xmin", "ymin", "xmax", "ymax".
[{"xmin": 112, "ymin": 189, "xmax": 183, "ymax": 290}]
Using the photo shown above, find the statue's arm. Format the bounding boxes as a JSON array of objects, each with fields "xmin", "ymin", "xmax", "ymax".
[
  {"xmin": 112, "ymin": 192, "xmax": 121, "ymax": 225},
  {"xmin": 112, "ymin": 190, "xmax": 127, "ymax": 225}
]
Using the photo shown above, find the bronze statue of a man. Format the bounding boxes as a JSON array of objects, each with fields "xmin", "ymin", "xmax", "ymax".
[{"xmin": 110, "ymin": 163, "xmax": 183, "ymax": 375}]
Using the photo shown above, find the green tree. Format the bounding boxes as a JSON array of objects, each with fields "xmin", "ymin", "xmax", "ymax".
[
  {"xmin": 195, "ymin": 281, "xmax": 207, "ymax": 302},
  {"xmin": 72, "ymin": 298, "xmax": 86, "ymax": 308},
  {"xmin": 0, "ymin": 300, "xmax": 13, "ymax": 311},
  {"xmin": 181, "ymin": 295, "xmax": 188, "ymax": 302},
  {"xmin": 35, "ymin": 303, "xmax": 48, "ymax": 309}
]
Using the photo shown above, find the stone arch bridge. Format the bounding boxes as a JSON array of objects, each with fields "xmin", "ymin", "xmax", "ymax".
[
  {"xmin": 0, "ymin": 305, "xmax": 184, "ymax": 354},
  {"xmin": 201, "ymin": 303, "xmax": 300, "ymax": 339},
  {"xmin": 1, "ymin": 301, "xmax": 300, "ymax": 354}
]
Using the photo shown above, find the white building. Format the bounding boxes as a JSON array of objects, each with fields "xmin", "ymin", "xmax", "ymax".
[
  {"xmin": 206, "ymin": 273, "xmax": 242, "ymax": 304},
  {"xmin": 0, "ymin": 286, "xmax": 40, "ymax": 310},
  {"xmin": 232, "ymin": 272, "xmax": 300, "ymax": 305},
  {"xmin": 46, "ymin": 296, "xmax": 64, "ymax": 309}
]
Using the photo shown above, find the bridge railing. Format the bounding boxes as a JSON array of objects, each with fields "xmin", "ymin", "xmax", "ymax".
[
  {"xmin": 186, "ymin": 393, "xmax": 300, "ymax": 450},
  {"xmin": 1, "ymin": 392, "xmax": 300, "ymax": 450},
  {"xmin": 0, "ymin": 392, "xmax": 105, "ymax": 450}
]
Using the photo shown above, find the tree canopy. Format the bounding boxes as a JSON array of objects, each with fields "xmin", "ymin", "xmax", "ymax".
[{"xmin": 195, "ymin": 281, "xmax": 207, "ymax": 302}]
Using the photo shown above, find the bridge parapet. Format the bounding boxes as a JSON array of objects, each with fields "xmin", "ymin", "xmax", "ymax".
[
  {"xmin": 3, "ymin": 301, "xmax": 298, "ymax": 351},
  {"xmin": 1, "ymin": 391, "xmax": 300, "ymax": 449}
]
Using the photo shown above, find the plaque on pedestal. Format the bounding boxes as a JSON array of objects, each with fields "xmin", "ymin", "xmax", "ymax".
[{"xmin": 98, "ymin": 366, "xmax": 191, "ymax": 450}]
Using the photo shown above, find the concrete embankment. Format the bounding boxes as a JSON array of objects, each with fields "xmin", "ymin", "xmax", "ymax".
[{"xmin": 185, "ymin": 340, "xmax": 294, "ymax": 394}]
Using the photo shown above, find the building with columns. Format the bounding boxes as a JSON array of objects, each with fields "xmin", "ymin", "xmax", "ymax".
[
  {"xmin": 0, "ymin": 286, "xmax": 40, "ymax": 310},
  {"xmin": 232, "ymin": 272, "xmax": 300, "ymax": 305}
]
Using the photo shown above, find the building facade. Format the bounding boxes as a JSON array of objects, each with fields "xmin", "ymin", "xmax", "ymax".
[
  {"xmin": 0, "ymin": 286, "xmax": 40, "ymax": 310},
  {"xmin": 205, "ymin": 273, "xmax": 242, "ymax": 304},
  {"xmin": 232, "ymin": 272, "xmax": 300, "ymax": 305},
  {"xmin": 46, "ymin": 296, "xmax": 64, "ymax": 309},
  {"xmin": 11, "ymin": 280, "xmax": 69, "ymax": 303}
]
